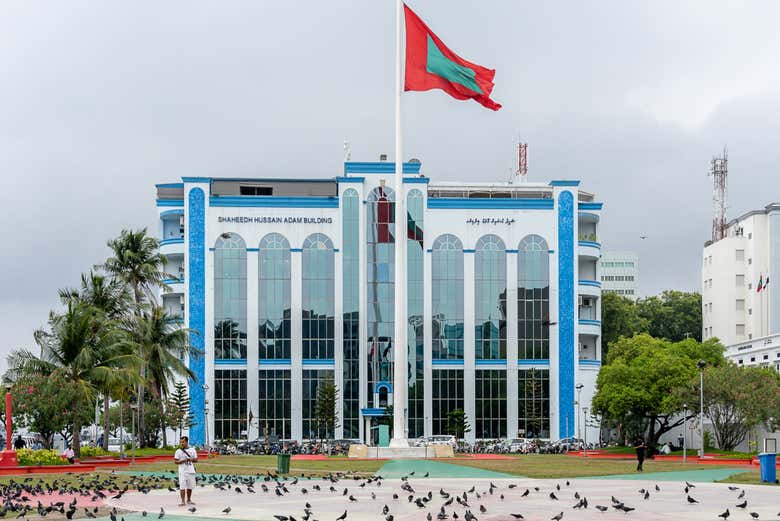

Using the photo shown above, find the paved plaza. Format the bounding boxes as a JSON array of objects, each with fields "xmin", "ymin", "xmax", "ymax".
[{"xmin": 106, "ymin": 463, "xmax": 780, "ymax": 521}]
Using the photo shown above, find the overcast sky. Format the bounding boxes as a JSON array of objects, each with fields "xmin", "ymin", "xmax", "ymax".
[{"xmin": 2, "ymin": 1, "xmax": 780, "ymax": 367}]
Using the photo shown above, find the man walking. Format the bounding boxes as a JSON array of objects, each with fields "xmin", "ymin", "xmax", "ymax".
[
  {"xmin": 174, "ymin": 436, "xmax": 198, "ymax": 506},
  {"xmin": 634, "ymin": 438, "xmax": 646, "ymax": 472}
]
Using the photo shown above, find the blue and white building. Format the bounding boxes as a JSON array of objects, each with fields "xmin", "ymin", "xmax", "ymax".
[{"xmin": 155, "ymin": 161, "xmax": 603, "ymax": 445}]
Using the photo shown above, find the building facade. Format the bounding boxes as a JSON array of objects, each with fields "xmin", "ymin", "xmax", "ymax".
[
  {"xmin": 156, "ymin": 161, "xmax": 603, "ymax": 445},
  {"xmin": 599, "ymin": 251, "xmax": 639, "ymax": 299},
  {"xmin": 702, "ymin": 203, "xmax": 780, "ymax": 348}
]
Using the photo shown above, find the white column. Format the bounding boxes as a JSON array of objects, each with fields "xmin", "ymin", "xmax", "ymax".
[
  {"xmin": 246, "ymin": 251, "xmax": 260, "ymax": 440},
  {"xmin": 463, "ymin": 252, "xmax": 476, "ymax": 444},
  {"xmin": 290, "ymin": 251, "xmax": 303, "ymax": 441},
  {"xmin": 334, "ymin": 249, "xmax": 344, "ymax": 440},
  {"xmin": 358, "ymin": 186, "xmax": 367, "ymax": 443},
  {"xmin": 548, "ymin": 209, "xmax": 561, "ymax": 440},
  {"xmin": 423, "ymin": 249, "xmax": 433, "ymax": 436},
  {"xmin": 506, "ymin": 251, "xmax": 519, "ymax": 438}
]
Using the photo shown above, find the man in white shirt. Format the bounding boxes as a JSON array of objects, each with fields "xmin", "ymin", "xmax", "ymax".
[{"xmin": 174, "ymin": 436, "xmax": 198, "ymax": 506}]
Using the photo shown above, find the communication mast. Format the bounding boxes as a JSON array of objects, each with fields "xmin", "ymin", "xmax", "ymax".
[
  {"xmin": 708, "ymin": 147, "xmax": 728, "ymax": 242},
  {"xmin": 516, "ymin": 141, "xmax": 528, "ymax": 181}
]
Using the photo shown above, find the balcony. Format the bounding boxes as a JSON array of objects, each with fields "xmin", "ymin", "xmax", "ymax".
[
  {"xmin": 578, "ymin": 236, "xmax": 601, "ymax": 260},
  {"xmin": 578, "ymin": 279, "xmax": 601, "ymax": 298},
  {"xmin": 160, "ymin": 237, "xmax": 184, "ymax": 256},
  {"xmin": 578, "ymin": 319, "xmax": 601, "ymax": 337},
  {"xmin": 162, "ymin": 293, "xmax": 185, "ymax": 322}
]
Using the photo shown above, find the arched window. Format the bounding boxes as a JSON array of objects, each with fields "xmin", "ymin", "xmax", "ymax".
[
  {"xmin": 342, "ymin": 188, "xmax": 360, "ymax": 438},
  {"xmin": 432, "ymin": 234, "xmax": 464, "ymax": 359},
  {"xmin": 475, "ymin": 235, "xmax": 507, "ymax": 360},
  {"xmin": 517, "ymin": 234, "xmax": 550, "ymax": 359},
  {"xmin": 214, "ymin": 233, "xmax": 247, "ymax": 360},
  {"xmin": 366, "ymin": 186, "xmax": 395, "ymax": 398},
  {"xmin": 259, "ymin": 233, "xmax": 291, "ymax": 359},
  {"xmin": 302, "ymin": 233, "xmax": 334, "ymax": 359}
]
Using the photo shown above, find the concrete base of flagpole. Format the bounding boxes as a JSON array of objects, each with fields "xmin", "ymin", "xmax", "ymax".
[{"xmin": 389, "ymin": 437, "xmax": 410, "ymax": 448}]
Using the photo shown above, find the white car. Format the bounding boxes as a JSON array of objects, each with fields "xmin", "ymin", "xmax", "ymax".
[
  {"xmin": 415, "ymin": 435, "xmax": 457, "ymax": 448},
  {"xmin": 506, "ymin": 438, "xmax": 530, "ymax": 453}
]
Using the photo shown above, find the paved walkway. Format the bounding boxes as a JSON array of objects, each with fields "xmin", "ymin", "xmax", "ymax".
[
  {"xmin": 586, "ymin": 467, "xmax": 747, "ymax": 482},
  {"xmin": 378, "ymin": 459, "xmax": 515, "ymax": 479}
]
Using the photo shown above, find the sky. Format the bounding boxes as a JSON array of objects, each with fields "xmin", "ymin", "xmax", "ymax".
[{"xmin": 2, "ymin": 1, "xmax": 780, "ymax": 368}]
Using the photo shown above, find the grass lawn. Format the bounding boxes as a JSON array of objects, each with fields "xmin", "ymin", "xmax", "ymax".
[
  {"xmin": 716, "ymin": 470, "xmax": 780, "ymax": 486},
  {"xmin": 452, "ymin": 454, "xmax": 738, "ymax": 478}
]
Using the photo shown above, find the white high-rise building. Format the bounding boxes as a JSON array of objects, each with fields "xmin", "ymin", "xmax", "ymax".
[
  {"xmin": 600, "ymin": 252, "xmax": 639, "ymax": 299},
  {"xmin": 702, "ymin": 203, "xmax": 780, "ymax": 349}
]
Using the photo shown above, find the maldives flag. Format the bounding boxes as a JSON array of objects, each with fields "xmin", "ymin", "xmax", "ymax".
[{"xmin": 404, "ymin": 4, "xmax": 501, "ymax": 111}]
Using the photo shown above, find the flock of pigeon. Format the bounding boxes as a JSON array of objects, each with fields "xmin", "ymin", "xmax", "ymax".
[{"xmin": 0, "ymin": 471, "xmax": 777, "ymax": 521}]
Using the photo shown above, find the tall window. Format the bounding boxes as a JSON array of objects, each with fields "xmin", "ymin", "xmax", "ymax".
[
  {"xmin": 518, "ymin": 368, "xmax": 550, "ymax": 438},
  {"xmin": 407, "ymin": 189, "xmax": 425, "ymax": 438},
  {"xmin": 214, "ymin": 233, "xmax": 247, "ymax": 360},
  {"xmin": 214, "ymin": 369, "xmax": 247, "ymax": 440},
  {"xmin": 432, "ymin": 369, "xmax": 464, "ymax": 435},
  {"xmin": 475, "ymin": 369, "xmax": 507, "ymax": 439},
  {"xmin": 366, "ymin": 187, "xmax": 395, "ymax": 399},
  {"xmin": 302, "ymin": 233, "xmax": 335, "ymax": 359},
  {"xmin": 518, "ymin": 235, "xmax": 549, "ymax": 359},
  {"xmin": 432, "ymin": 234, "xmax": 464, "ymax": 359},
  {"xmin": 475, "ymin": 235, "xmax": 507, "ymax": 360},
  {"xmin": 342, "ymin": 188, "xmax": 360, "ymax": 438},
  {"xmin": 302, "ymin": 369, "xmax": 335, "ymax": 439},
  {"xmin": 259, "ymin": 233, "xmax": 291, "ymax": 359},
  {"xmin": 258, "ymin": 369, "xmax": 291, "ymax": 439}
]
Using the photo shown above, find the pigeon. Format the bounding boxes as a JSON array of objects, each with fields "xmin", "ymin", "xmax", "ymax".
[
  {"xmin": 510, "ymin": 515, "xmax": 524, "ymax": 520},
  {"xmin": 595, "ymin": 505, "xmax": 608, "ymax": 512},
  {"xmin": 521, "ymin": 489, "xmax": 530, "ymax": 497},
  {"xmin": 336, "ymin": 511, "xmax": 347, "ymax": 521},
  {"xmin": 479, "ymin": 505, "xmax": 487, "ymax": 514},
  {"xmin": 187, "ymin": 507, "xmax": 196, "ymax": 513},
  {"xmin": 142, "ymin": 513, "xmax": 147, "ymax": 518},
  {"xmin": 655, "ymin": 484, "xmax": 661, "ymax": 492},
  {"xmin": 738, "ymin": 490, "xmax": 746, "ymax": 499},
  {"xmin": 727, "ymin": 486, "xmax": 739, "ymax": 491},
  {"xmin": 685, "ymin": 482, "xmax": 696, "ymax": 489},
  {"xmin": 549, "ymin": 492, "xmax": 558, "ymax": 500},
  {"xmin": 718, "ymin": 509, "xmax": 730, "ymax": 520},
  {"xmin": 750, "ymin": 513, "xmax": 759, "ymax": 519},
  {"xmin": 222, "ymin": 507, "xmax": 231, "ymax": 514},
  {"xmin": 736, "ymin": 501, "xmax": 748, "ymax": 509},
  {"xmin": 158, "ymin": 509, "xmax": 165, "ymax": 519},
  {"xmin": 551, "ymin": 513, "xmax": 564, "ymax": 521}
]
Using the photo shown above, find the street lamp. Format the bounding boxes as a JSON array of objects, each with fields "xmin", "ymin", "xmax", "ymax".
[
  {"xmin": 129, "ymin": 403, "xmax": 138, "ymax": 464},
  {"xmin": 575, "ymin": 383, "xmax": 584, "ymax": 441},
  {"xmin": 682, "ymin": 403, "xmax": 688, "ymax": 464},
  {"xmin": 4, "ymin": 384, "xmax": 12, "ymax": 452},
  {"xmin": 697, "ymin": 360, "xmax": 706, "ymax": 457},
  {"xmin": 582, "ymin": 407, "xmax": 588, "ymax": 458},
  {"xmin": 202, "ymin": 384, "xmax": 210, "ymax": 456}
]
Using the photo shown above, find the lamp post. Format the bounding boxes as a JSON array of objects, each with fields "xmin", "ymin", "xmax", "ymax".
[
  {"xmin": 697, "ymin": 360, "xmax": 706, "ymax": 457},
  {"xmin": 575, "ymin": 383, "xmax": 584, "ymax": 441},
  {"xmin": 682, "ymin": 403, "xmax": 687, "ymax": 464},
  {"xmin": 4, "ymin": 384, "xmax": 12, "ymax": 452},
  {"xmin": 582, "ymin": 407, "xmax": 588, "ymax": 458},
  {"xmin": 130, "ymin": 403, "xmax": 138, "ymax": 465},
  {"xmin": 202, "ymin": 384, "xmax": 210, "ymax": 457}
]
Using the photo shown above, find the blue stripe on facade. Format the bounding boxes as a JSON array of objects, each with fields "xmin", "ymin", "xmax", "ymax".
[
  {"xmin": 518, "ymin": 359, "xmax": 550, "ymax": 366},
  {"xmin": 578, "ymin": 280, "xmax": 602, "ymax": 288},
  {"xmin": 209, "ymin": 196, "xmax": 339, "ymax": 208},
  {"xmin": 187, "ymin": 187, "xmax": 206, "ymax": 446},
  {"xmin": 160, "ymin": 209, "xmax": 184, "ymax": 217},
  {"xmin": 182, "ymin": 177, "xmax": 211, "ymax": 183},
  {"xmin": 259, "ymin": 359, "xmax": 292, "ymax": 366},
  {"xmin": 344, "ymin": 161, "xmax": 421, "ymax": 175},
  {"xmin": 161, "ymin": 238, "xmax": 184, "ymax": 246},
  {"xmin": 558, "ymin": 190, "xmax": 575, "ymax": 439},
  {"xmin": 157, "ymin": 199, "xmax": 184, "ymax": 207},
  {"xmin": 432, "ymin": 359, "xmax": 465, "ymax": 366},
  {"xmin": 215, "ymin": 359, "xmax": 247, "ymax": 366},
  {"xmin": 549, "ymin": 180, "xmax": 581, "ymax": 187},
  {"xmin": 403, "ymin": 177, "xmax": 430, "ymax": 184},
  {"xmin": 578, "ymin": 211, "xmax": 600, "ymax": 220},
  {"xmin": 302, "ymin": 359, "xmax": 335, "ymax": 366},
  {"xmin": 475, "ymin": 359, "xmax": 507, "ymax": 366},
  {"xmin": 246, "ymin": 248, "xmax": 259, "ymax": 252},
  {"xmin": 156, "ymin": 183, "xmax": 184, "ymax": 189},
  {"xmin": 463, "ymin": 249, "xmax": 476, "ymax": 253},
  {"xmin": 579, "ymin": 202, "xmax": 603, "ymax": 210},
  {"xmin": 578, "ymin": 240, "xmax": 601, "ymax": 249},
  {"xmin": 579, "ymin": 319, "xmax": 602, "ymax": 326},
  {"xmin": 290, "ymin": 248, "xmax": 303, "ymax": 252},
  {"xmin": 163, "ymin": 278, "xmax": 184, "ymax": 285},
  {"xmin": 579, "ymin": 359, "xmax": 602, "ymax": 367},
  {"xmin": 336, "ymin": 176, "xmax": 365, "ymax": 183},
  {"xmin": 427, "ymin": 198, "xmax": 554, "ymax": 210}
]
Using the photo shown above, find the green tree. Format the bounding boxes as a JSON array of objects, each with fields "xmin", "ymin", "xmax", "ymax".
[
  {"xmin": 59, "ymin": 271, "xmax": 135, "ymax": 450},
  {"xmin": 638, "ymin": 291, "xmax": 702, "ymax": 342},
  {"xmin": 124, "ymin": 305, "xmax": 197, "ymax": 447},
  {"xmin": 600, "ymin": 293, "xmax": 648, "ymax": 362},
  {"xmin": 101, "ymin": 228, "xmax": 169, "ymax": 447},
  {"xmin": 446, "ymin": 408, "xmax": 471, "ymax": 440},
  {"xmin": 314, "ymin": 379, "xmax": 339, "ymax": 441},
  {"xmin": 167, "ymin": 381, "xmax": 194, "ymax": 439},
  {"xmin": 592, "ymin": 333, "xmax": 724, "ymax": 448},
  {"xmin": 686, "ymin": 364, "xmax": 780, "ymax": 451},
  {"xmin": 7, "ymin": 302, "xmax": 137, "ymax": 457}
]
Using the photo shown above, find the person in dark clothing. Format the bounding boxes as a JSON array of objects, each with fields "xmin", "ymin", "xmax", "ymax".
[
  {"xmin": 634, "ymin": 438, "xmax": 646, "ymax": 472},
  {"xmin": 13, "ymin": 435, "xmax": 26, "ymax": 450}
]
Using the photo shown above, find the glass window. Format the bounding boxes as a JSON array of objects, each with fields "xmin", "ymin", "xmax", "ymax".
[
  {"xmin": 214, "ymin": 234, "xmax": 247, "ymax": 360},
  {"xmin": 432, "ymin": 234, "xmax": 464, "ymax": 360},
  {"xmin": 302, "ymin": 233, "xmax": 335, "ymax": 359},
  {"xmin": 214, "ymin": 369, "xmax": 247, "ymax": 440},
  {"xmin": 475, "ymin": 235, "xmax": 507, "ymax": 360},
  {"xmin": 518, "ymin": 368, "xmax": 550, "ymax": 439},
  {"xmin": 736, "ymin": 299, "xmax": 745, "ymax": 311},
  {"xmin": 736, "ymin": 249, "xmax": 745, "ymax": 261},
  {"xmin": 736, "ymin": 274, "xmax": 745, "ymax": 287},
  {"xmin": 517, "ymin": 235, "xmax": 550, "ymax": 359},
  {"xmin": 736, "ymin": 324, "xmax": 746, "ymax": 337},
  {"xmin": 302, "ymin": 369, "xmax": 335, "ymax": 440},
  {"xmin": 258, "ymin": 369, "xmax": 291, "ymax": 439},
  {"xmin": 475, "ymin": 369, "xmax": 507, "ymax": 439},
  {"xmin": 407, "ymin": 189, "xmax": 425, "ymax": 438},
  {"xmin": 342, "ymin": 189, "xmax": 360, "ymax": 439},
  {"xmin": 259, "ymin": 233, "xmax": 291, "ymax": 359},
  {"xmin": 366, "ymin": 187, "xmax": 396, "ymax": 400},
  {"xmin": 432, "ymin": 369, "xmax": 464, "ymax": 435}
]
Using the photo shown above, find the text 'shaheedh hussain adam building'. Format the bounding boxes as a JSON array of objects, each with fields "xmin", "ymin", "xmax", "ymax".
[{"xmin": 156, "ymin": 161, "xmax": 603, "ymax": 445}]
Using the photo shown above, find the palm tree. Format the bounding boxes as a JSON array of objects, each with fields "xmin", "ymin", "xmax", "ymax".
[
  {"xmin": 100, "ymin": 228, "xmax": 168, "ymax": 446},
  {"xmin": 18, "ymin": 302, "xmax": 139, "ymax": 458},
  {"xmin": 124, "ymin": 305, "xmax": 198, "ymax": 447},
  {"xmin": 59, "ymin": 271, "xmax": 133, "ymax": 450}
]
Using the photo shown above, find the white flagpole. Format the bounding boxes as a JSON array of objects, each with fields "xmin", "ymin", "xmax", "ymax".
[{"xmin": 391, "ymin": 0, "xmax": 409, "ymax": 447}]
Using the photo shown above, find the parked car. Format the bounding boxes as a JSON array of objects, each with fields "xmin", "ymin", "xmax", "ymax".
[{"xmin": 414, "ymin": 435, "xmax": 457, "ymax": 448}]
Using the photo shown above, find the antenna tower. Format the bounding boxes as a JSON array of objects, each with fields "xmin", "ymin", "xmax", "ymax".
[
  {"xmin": 516, "ymin": 141, "xmax": 528, "ymax": 181},
  {"xmin": 708, "ymin": 146, "xmax": 728, "ymax": 242}
]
